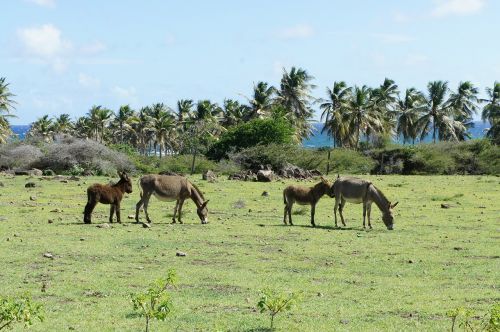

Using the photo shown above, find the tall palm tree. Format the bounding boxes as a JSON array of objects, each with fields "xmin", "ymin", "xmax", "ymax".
[
  {"xmin": 222, "ymin": 99, "xmax": 247, "ymax": 127},
  {"xmin": 73, "ymin": 116, "xmax": 93, "ymax": 139},
  {"xmin": 319, "ymin": 81, "xmax": 351, "ymax": 148},
  {"xmin": 154, "ymin": 112, "xmax": 176, "ymax": 158},
  {"xmin": 176, "ymin": 99, "xmax": 194, "ymax": 131},
  {"xmin": 396, "ymin": 88, "xmax": 425, "ymax": 144},
  {"xmin": 114, "ymin": 105, "xmax": 135, "ymax": 144},
  {"xmin": 447, "ymin": 81, "xmax": 479, "ymax": 140},
  {"xmin": 245, "ymin": 81, "xmax": 276, "ymax": 120},
  {"xmin": 0, "ymin": 77, "xmax": 16, "ymax": 143},
  {"xmin": 132, "ymin": 107, "xmax": 153, "ymax": 155},
  {"xmin": 344, "ymin": 85, "xmax": 382, "ymax": 149},
  {"xmin": 481, "ymin": 81, "xmax": 500, "ymax": 144},
  {"xmin": 53, "ymin": 114, "xmax": 73, "ymax": 136},
  {"xmin": 371, "ymin": 78, "xmax": 399, "ymax": 140},
  {"xmin": 418, "ymin": 81, "xmax": 456, "ymax": 143},
  {"xmin": 28, "ymin": 115, "xmax": 54, "ymax": 142},
  {"xmin": 275, "ymin": 67, "xmax": 316, "ymax": 141}
]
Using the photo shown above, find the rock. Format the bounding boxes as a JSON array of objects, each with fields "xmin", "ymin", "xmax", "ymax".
[
  {"xmin": 127, "ymin": 215, "xmax": 135, "ymax": 219},
  {"xmin": 441, "ymin": 203, "xmax": 451, "ymax": 209},
  {"xmin": 97, "ymin": 223, "xmax": 111, "ymax": 229},
  {"xmin": 48, "ymin": 219, "xmax": 54, "ymax": 224},
  {"xmin": 50, "ymin": 208, "xmax": 62, "ymax": 213},
  {"xmin": 340, "ymin": 319, "xmax": 350, "ymax": 325},
  {"xmin": 202, "ymin": 170, "xmax": 217, "ymax": 182},
  {"xmin": 16, "ymin": 168, "xmax": 43, "ymax": 176},
  {"xmin": 176, "ymin": 251, "xmax": 187, "ymax": 257},
  {"xmin": 25, "ymin": 182, "xmax": 36, "ymax": 188},
  {"xmin": 453, "ymin": 247, "xmax": 463, "ymax": 251},
  {"xmin": 80, "ymin": 238, "xmax": 85, "ymax": 241},
  {"xmin": 43, "ymin": 252, "xmax": 54, "ymax": 259},
  {"xmin": 43, "ymin": 169, "xmax": 55, "ymax": 176},
  {"xmin": 0, "ymin": 182, "xmax": 3, "ymax": 187},
  {"xmin": 408, "ymin": 260, "xmax": 414, "ymax": 264},
  {"xmin": 261, "ymin": 191, "xmax": 269, "ymax": 197},
  {"xmin": 256, "ymin": 170, "xmax": 274, "ymax": 182},
  {"xmin": 69, "ymin": 175, "xmax": 80, "ymax": 181},
  {"xmin": 82, "ymin": 169, "xmax": 94, "ymax": 176},
  {"xmin": 317, "ymin": 292, "xmax": 324, "ymax": 297},
  {"xmin": 60, "ymin": 180, "xmax": 69, "ymax": 183},
  {"xmin": 29, "ymin": 195, "xmax": 37, "ymax": 201},
  {"xmin": 142, "ymin": 222, "xmax": 151, "ymax": 228},
  {"xmin": 52, "ymin": 175, "xmax": 66, "ymax": 181}
]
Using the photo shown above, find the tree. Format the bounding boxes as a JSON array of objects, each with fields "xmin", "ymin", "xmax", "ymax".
[
  {"xmin": 275, "ymin": 67, "xmax": 316, "ymax": 141},
  {"xmin": 0, "ymin": 78, "xmax": 16, "ymax": 144},
  {"xmin": 27, "ymin": 115, "xmax": 54, "ymax": 142},
  {"xmin": 245, "ymin": 81, "xmax": 276, "ymax": 120},
  {"xmin": 418, "ymin": 81, "xmax": 457, "ymax": 143},
  {"xmin": 319, "ymin": 81, "xmax": 352, "ymax": 148},
  {"xmin": 481, "ymin": 81, "xmax": 500, "ymax": 144},
  {"xmin": 447, "ymin": 81, "xmax": 479, "ymax": 140},
  {"xmin": 221, "ymin": 99, "xmax": 247, "ymax": 127},
  {"xmin": 87, "ymin": 105, "xmax": 113, "ymax": 143},
  {"xmin": 53, "ymin": 114, "xmax": 73, "ymax": 136},
  {"xmin": 114, "ymin": 105, "xmax": 135, "ymax": 144},
  {"xmin": 396, "ymin": 88, "xmax": 425, "ymax": 144}
]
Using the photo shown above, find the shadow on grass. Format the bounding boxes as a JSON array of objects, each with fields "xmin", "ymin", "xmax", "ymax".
[
  {"xmin": 259, "ymin": 223, "xmax": 355, "ymax": 231},
  {"xmin": 244, "ymin": 328, "xmax": 273, "ymax": 332}
]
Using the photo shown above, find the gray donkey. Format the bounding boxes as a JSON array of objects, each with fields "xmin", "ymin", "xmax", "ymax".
[
  {"xmin": 330, "ymin": 175, "xmax": 398, "ymax": 230},
  {"xmin": 135, "ymin": 174, "xmax": 209, "ymax": 224}
]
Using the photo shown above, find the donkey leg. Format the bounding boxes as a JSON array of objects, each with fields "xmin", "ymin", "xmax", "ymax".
[
  {"xmin": 310, "ymin": 204, "xmax": 316, "ymax": 227},
  {"xmin": 109, "ymin": 205, "xmax": 115, "ymax": 223},
  {"xmin": 143, "ymin": 195, "xmax": 152, "ymax": 223},
  {"xmin": 171, "ymin": 200, "xmax": 179, "ymax": 224},
  {"xmin": 362, "ymin": 203, "xmax": 367, "ymax": 229},
  {"xmin": 135, "ymin": 197, "xmax": 144, "ymax": 223},
  {"xmin": 367, "ymin": 203, "xmax": 372, "ymax": 229},
  {"xmin": 177, "ymin": 199, "xmax": 185, "ymax": 224},
  {"xmin": 115, "ymin": 202, "xmax": 121, "ymax": 223},
  {"xmin": 283, "ymin": 205, "xmax": 288, "ymax": 225},
  {"xmin": 333, "ymin": 199, "xmax": 339, "ymax": 227},
  {"xmin": 288, "ymin": 203, "xmax": 294, "ymax": 226},
  {"xmin": 84, "ymin": 201, "xmax": 97, "ymax": 224},
  {"xmin": 339, "ymin": 198, "xmax": 347, "ymax": 227}
]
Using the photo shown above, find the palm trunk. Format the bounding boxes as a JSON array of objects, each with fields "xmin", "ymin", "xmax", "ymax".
[
  {"xmin": 326, "ymin": 149, "xmax": 331, "ymax": 175},
  {"xmin": 190, "ymin": 149, "xmax": 197, "ymax": 175}
]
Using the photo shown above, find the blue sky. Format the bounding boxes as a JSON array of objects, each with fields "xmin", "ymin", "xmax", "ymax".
[{"xmin": 2, "ymin": 0, "xmax": 499, "ymax": 124}]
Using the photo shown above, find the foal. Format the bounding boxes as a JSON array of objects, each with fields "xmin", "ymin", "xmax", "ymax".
[
  {"xmin": 83, "ymin": 171, "xmax": 132, "ymax": 224},
  {"xmin": 283, "ymin": 177, "xmax": 333, "ymax": 227}
]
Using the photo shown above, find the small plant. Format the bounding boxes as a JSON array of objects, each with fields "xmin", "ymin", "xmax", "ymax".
[
  {"xmin": 130, "ymin": 270, "xmax": 177, "ymax": 332},
  {"xmin": 257, "ymin": 288, "xmax": 300, "ymax": 330},
  {"xmin": 0, "ymin": 294, "xmax": 44, "ymax": 330},
  {"xmin": 68, "ymin": 164, "xmax": 84, "ymax": 176},
  {"xmin": 447, "ymin": 302, "xmax": 500, "ymax": 332}
]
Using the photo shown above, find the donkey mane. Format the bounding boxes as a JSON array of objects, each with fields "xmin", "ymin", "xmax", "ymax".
[
  {"xmin": 371, "ymin": 183, "xmax": 390, "ymax": 207},
  {"xmin": 190, "ymin": 182, "xmax": 205, "ymax": 200}
]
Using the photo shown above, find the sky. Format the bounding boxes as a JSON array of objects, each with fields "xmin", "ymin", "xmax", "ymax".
[{"xmin": 1, "ymin": 0, "xmax": 499, "ymax": 124}]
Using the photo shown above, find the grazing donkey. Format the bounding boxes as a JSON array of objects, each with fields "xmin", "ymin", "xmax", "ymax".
[
  {"xmin": 330, "ymin": 175, "xmax": 398, "ymax": 230},
  {"xmin": 83, "ymin": 171, "xmax": 133, "ymax": 224},
  {"xmin": 283, "ymin": 177, "xmax": 333, "ymax": 227},
  {"xmin": 135, "ymin": 174, "xmax": 209, "ymax": 224}
]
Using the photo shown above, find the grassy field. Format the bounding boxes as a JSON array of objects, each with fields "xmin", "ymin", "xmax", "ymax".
[{"xmin": 0, "ymin": 173, "xmax": 498, "ymax": 331}]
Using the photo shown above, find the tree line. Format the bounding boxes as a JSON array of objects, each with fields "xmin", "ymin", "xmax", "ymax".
[{"xmin": 1, "ymin": 69, "xmax": 499, "ymax": 155}]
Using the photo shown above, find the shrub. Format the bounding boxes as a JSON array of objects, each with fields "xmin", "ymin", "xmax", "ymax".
[
  {"xmin": 130, "ymin": 271, "xmax": 177, "ymax": 332},
  {"xmin": 257, "ymin": 288, "xmax": 301, "ymax": 330},
  {"xmin": 0, "ymin": 294, "xmax": 44, "ymax": 330},
  {"xmin": 0, "ymin": 143, "xmax": 43, "ymax": 169},
  {"xmin": 207, "ymin": 118, "xmax": 295, "ymax": 160},
  {"xmin": 34, "ymin": 137, "xmax": 134, "ymax": 176}
]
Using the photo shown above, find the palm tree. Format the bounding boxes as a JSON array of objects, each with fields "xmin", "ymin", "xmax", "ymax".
[
  {"xmin": 417, "ymin": 81, "xmax": 455, "ymax": 143},
  {"xmin": 319, "ymin": 81, "xmax": 352, "ymax": 148},
  {"xmin": 114, "ymin": 105, "xmax": 135, "ymax": 144},
  {"xmin": 344, "ymin": 85, "xmax": 382, "ymax": 149},
  {"xmin": 481, "ymin": 81, "xmax": 500, "ymax": 144},
  {"xmin": 0, "ymin": 77, "xmax": 16, "ymax": 143},
  {"xmin": 222, "ymin": 99, "xmax": 247, "ymax": 127},
  {"xmin": 275, "ymin": 67, "xmax": 316, "ymax": 141},
  {"xmin": 28, "ymin": 115, "xmax": 54, "ymax": 142},
  {"xmin": 73, "ymin": 116, "xmax": 93, "ymax": 139},
  {"xmin": 447, "ymin": 81, "xmax": 479, "ymax": 140},
  {"xmin": 371, "ymin": 78, "xmax": 399, "ymax": 140},
  {"xmin": 245, "ymin": 81, "xmax": 276, "ymax": 120},
  {"xmin": 154, "ymin": 112, "xmax": 176, "ymax": 157},
  {"xmin": 132, "ymin": 107, "xmax": 153, "ymax": 155},
  {"xmin": 396, "ymin": 88, "xmax": 425, "ymax": 144},
  {"xmin": 176, "ymin": 99, "xmax": 194, "ymax": 132},
  {"xmin": 53, "ymin": 114, "xmax": 73, "ymax": 136}
]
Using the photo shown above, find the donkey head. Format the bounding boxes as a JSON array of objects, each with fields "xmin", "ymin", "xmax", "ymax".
[
  {"xmin": 197, "ymin": 200, "xmax": 209, "ymax": 224},
  {"xmin": 382, "ymin": 201, "xmax": 398, "ymax": 230},
  {"xmin": 119, "ymin": 171, "xmax": 133, "ymax": 194},
  {"xmin": 319, "ymin": 177, "xmax": 334, "ymax": 197}
]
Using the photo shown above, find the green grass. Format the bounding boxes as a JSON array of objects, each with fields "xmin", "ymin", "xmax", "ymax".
[{"xmin": 0, "ymin": 174, "xmax": 499, "ymax": 331}]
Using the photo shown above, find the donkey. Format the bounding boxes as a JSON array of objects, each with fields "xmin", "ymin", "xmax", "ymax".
[
  {"xmin": 83, "ymin": 171, "xmax": 133, "ymax": 224},
  {"xmin": 329, "ymin": 175, "xmax": 398, "ymax": 230},
  {"xmin": 283, "ymin": 177, "xmax": 333, "ymax": 227},
  {"xmin": 135, "ymin": 174, "xmax": 209, "ymax": 224}
]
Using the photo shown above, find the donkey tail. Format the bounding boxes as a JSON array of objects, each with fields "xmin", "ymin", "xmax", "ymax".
[
  {"xmin": 137, "ymin": 178, "xmax": 143, "ymax": 198},
  {"xmin": 283, "ymin": 189, "xmax": 287, "ymax": 205}
]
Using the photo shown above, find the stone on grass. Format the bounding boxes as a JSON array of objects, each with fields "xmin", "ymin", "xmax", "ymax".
[
  {"xmin": 97, "ymin": 223, "xmax": 111, "ymax": 229},
  {"xmin": 25, "ymin": 182, "xmax": 36, "ymax": 188},
  {"xmin": 43, "ymin": 252, "xmax": 54, "ymax": 259},
  {"xmin": 176, "ymin": 251, "xmax": 187, "ymax": 257}
]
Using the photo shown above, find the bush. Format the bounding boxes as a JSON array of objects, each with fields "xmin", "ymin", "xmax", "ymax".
[
  {"xmin": 207, "ymin": 118, "xmax": 295, "ymax": 160},
  {"xmin": 0, "ymin": 143, "xmax": 43, "ymax": 169},
  {"xmin": 33, "ymin": 137, "xmax": 134, "ymax": 176}
]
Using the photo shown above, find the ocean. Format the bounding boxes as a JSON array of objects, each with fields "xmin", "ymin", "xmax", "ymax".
[{"xmin": 10, "ymin": 122, "xmax": 489, "ymax": 148}]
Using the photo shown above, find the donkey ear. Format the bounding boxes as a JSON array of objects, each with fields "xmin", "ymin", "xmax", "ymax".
[
  {"xmin": 201, "ymin": 200, "xmax": 209, "ymax": 209},
  {"xmin": 391, "ymin": 201, "xmax": 399, "ymax": 209}
]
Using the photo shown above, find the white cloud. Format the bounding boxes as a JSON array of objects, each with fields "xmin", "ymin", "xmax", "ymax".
[
  {"xmin": 393, "ymin": 11, "xmax": 411, "ymax": 23},
  {"xmin": 78, "ymin": 73, "xmax": 101, "ymax": 89},
  {"xmin": 17, "ymin": 24, "xmax": 71, "ymax": 58},
  {"xmin": 373, "ymin": 33, "xmax": 413, "ymax": 44},
  {"xmin": 404, "ymin": 54, "xmax": 429, "ymax": 66},
  {"xmin": 431, "ymin": 0, "xmax": 485, "ymax": 17},
  {"xmin": 165, "ymin": 33, "xmax": 176, "ymax": 46},
  {"xmin": 112, "ymin": 86, "xmax": 138, "ymax": 104},
  {"xmin": 278, "ymin": 24, "xmax": 314, "ymax": 39},
  {"xmin": 26, "ymin": 0, "xmax": 55, "ymax": 8},
  {"xmin": 80, "ymin": 41, "xmax": 107, "ymax": 55}
]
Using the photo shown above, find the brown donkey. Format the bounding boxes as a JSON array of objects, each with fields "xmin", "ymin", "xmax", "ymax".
[
  {"xmin": 135, "ymin": 174, "xmax": 209, "ymax": 224},
  {"xmin": 283, "ymin": 177, "xmax": 333, "ymax": 227},
  {"xmin": 330, "ymin": 175, "xmax": 398, "ymax": 230},
  {"xmin": 83, "ymin": 172, "xmax": 133, "ymax": 224}
]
